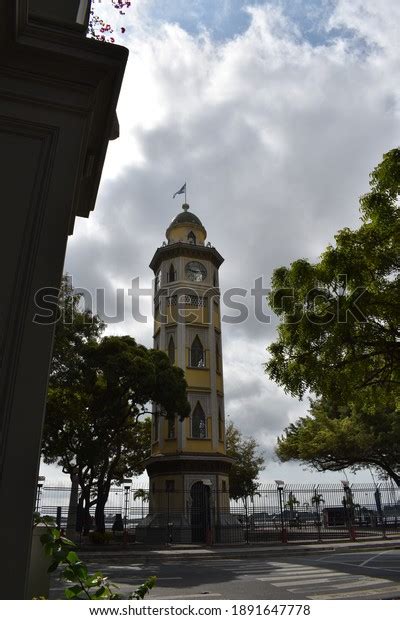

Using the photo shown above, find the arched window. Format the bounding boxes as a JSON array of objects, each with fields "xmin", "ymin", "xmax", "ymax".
[
  {"xmin": 167, "ymin": 416, "xmax": 175, "ymax": 439},
  {"xmin": 190, "ymin": 335, "xmax": 204, "ymax": 368},
  {"xmin": 192, "ymin": 402, "xmax": 206, "ymax": 438},
  {"xmin": 218, "ymin": 407, "xmax": 224, "ymax": 441},
  {"xmin": 188, "ymin": 231, "xmax": 196, "ymax": 244},
  {"xmin": 168, "ymin": 336, "xmax": 175, "ymax": 365},
  {"xmin": 168, "ymin": 263, "xmax": 176, "ymax": 282}
]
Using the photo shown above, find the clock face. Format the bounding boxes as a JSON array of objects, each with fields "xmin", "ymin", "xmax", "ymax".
[{"xmin": 185, "ymin": 261, "xmax": 207, "ymax": 282}]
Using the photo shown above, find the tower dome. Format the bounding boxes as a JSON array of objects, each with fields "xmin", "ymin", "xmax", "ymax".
[{"xmin": 166, "ymin": 203, "xmax": 207, "ymax": 245}]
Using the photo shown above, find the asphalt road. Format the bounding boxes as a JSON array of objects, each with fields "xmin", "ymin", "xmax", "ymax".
[{"xmin": 50, "ymin": 549, "xmax": 400, "ymax": 600}]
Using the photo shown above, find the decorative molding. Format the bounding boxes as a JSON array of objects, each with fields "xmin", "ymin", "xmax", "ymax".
[
  {"xmin": 150, "ymin": 242, "xmax": 224, "ymax": 273},
  {"xmin": 0, "ymin": 116, "xmax": 59, "ymax": 474}
]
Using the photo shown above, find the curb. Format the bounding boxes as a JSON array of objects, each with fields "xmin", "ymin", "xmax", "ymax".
[{"xmin": 78, "ymin": 540, "xmax": 400, "ymax": 562}]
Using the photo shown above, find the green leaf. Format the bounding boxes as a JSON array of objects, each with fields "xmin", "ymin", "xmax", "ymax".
[
  {"xmin": 91, "ymin": 586, "xmax": 108, "ymax": 600},
  {"xmin": 64, "ymin": 585, "xmax": 83, "ymax": 599},
  {"xmin": 43, "ymin": 542, "xmax": 55, "ymax": 556},
  {"xmin": 40, "ymin": 533, "xmax": 54, "ymax": 545},
  {"xmin": 73, "ymin": 564, "xmax": 89, "ymax": 581},
  {"xmin": 62, "ymin": 566, "xmax": 80, "ymax": 583},
  {"xmin": 129, "ymin": 576, "xmax": 157, "ymax": 600},
  {"xmin": 66, "ymin": 551, "xmax": 79, "ymax": 565},
  {"xmin": 60, "ymin": 536, "xmax": 76, "ymax": 547}
]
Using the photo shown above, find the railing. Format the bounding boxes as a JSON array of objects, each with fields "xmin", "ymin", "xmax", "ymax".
[{"xmin": 34, "ymin": 482, "xmax": 400, "ymax": 545}]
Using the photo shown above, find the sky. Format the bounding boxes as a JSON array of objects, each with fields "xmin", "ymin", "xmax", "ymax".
[{"xmin": 41, "ymin": 0, "xmax": 400, "ymax": 485}]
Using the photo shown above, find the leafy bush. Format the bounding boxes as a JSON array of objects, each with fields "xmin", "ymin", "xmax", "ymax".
[{"xmin": 34, "ymin": 515, "xmax": 156, "ymax": 600}]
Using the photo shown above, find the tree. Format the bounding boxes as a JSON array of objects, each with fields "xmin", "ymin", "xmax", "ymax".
[
  {"xmin": 276, "ymin": 397, "xmax": 400, "ymax": 485},
  {"xmin": 266, "ymin": 148, "xmax": 400, "ymax": 482},
  {"xmin": 42, "ymin": 279, "xmax": 190, "ymax": 532},
  {"xmin": 267, "ymin": 147, "xmax": 399, "ymax": 402},
  {"xmin": 225, "ymin": 420, "xmax": 265, "ymax": 502},
  {"xmin": 311, "ymin": 492, "xmax": 325, "ymax": 510},
  {"xmin": 134, "ymin": 488, "xmax": 150, "ymax": 519},
  {"xmin": 89, "ymin": 0, "xmax": 132, "ymax": 42},
  {"xmin": 285, "ymin": 491, "xmax": 300, "ymax": 520}
]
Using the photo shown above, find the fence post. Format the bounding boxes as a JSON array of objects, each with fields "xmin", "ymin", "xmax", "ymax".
[
  {"xmin": 276, "ymin": 482, "xmax": 288, "ymax": 544},
  {"xmin": 245, "ymin": 496, "xmax": 249, "ymax": 545},
  {"xmin": 374, "ymin": 486, "xmax": 386, "ymax": 539},
  {"xmin": 56, "ymin": 506, "xmax": 62, "ymax": 530},
  {"xmin": 341, "ymin": 482, "xmax": 356, "ymax": 542}
]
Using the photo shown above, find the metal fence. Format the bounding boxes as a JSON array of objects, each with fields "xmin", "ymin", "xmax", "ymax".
[{"xmin": 35, "ymin": 482, "xmax": 400, "ymax": 545}]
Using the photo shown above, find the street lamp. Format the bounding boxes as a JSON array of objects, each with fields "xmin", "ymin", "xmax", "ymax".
[
  {"xmin": 123, "ymin": 479, "xmax": 132, "ymax": 533},
  {"xmin": 275, "ymin": 480, "xmax": 287, "ymax": 544},
  {"xmin": 35, "ymin": 476, "xmax": 46, "ymax": 513}
]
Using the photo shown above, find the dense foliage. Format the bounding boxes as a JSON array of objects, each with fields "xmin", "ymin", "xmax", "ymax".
[
  {"xmin": 276, "ymin": 398, "xmax": 400, "ymax": 485},
  {"xmin": 226, "ymin": 420, "xmax": 265, "ymax": 501},
  {"xmin": 267, "ymin": 148, "xmax": 400, "ymax": 483}
]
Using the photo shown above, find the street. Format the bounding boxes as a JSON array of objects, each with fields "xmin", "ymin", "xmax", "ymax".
[{"xmin": 50, "ymin": 549, "xmax": 400, "ymax": 600}]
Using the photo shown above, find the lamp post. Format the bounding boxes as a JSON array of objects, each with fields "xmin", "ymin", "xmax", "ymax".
[
  {"xmin": 35, "ymin": 476, "xmax": 46, "ymax": 513},
  {"xmin": 123, "ymin": 479, "xmax": 132, "ymax": 534},
  {"xmin": 275, "ymin": 480, "xmax": 287, "ymax": 544}
]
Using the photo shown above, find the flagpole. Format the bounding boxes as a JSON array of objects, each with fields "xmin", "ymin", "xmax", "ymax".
[{"xmin": 185, "ymin": 181, "xmax": 187, "ymax": 204}]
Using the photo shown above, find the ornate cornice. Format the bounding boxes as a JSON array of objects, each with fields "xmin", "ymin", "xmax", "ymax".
[
  {"xmin": 146, "ymin": 453, "xmax": 233, "ymax": 476},
  {"xmin": 0, "ymin": 0, "xmax": 128, "ymax": 228},
  {"xmin": 150, "ymin": 242, "xmax": 224, "ymax": 273}
]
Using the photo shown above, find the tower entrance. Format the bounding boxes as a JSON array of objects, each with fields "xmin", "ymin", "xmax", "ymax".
[{"xmin": 191, "ymin": 481, "xmax": 211, "ymax": 543}]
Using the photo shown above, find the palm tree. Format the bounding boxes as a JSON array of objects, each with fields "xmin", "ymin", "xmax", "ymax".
[
  {"xmin": 311, "ymin": 492, "xmax": 325, "ymax": 510},
  {"xmin": 285, "ymin": 491, "xmax": 300, "ymax": 523},
  {"xmin": 134, "ymin": 489, "xmax": 150, "ymax": 519},
  {"xmin": 311, "ymin": 491, "xmax": 325, "ymax": 539}
]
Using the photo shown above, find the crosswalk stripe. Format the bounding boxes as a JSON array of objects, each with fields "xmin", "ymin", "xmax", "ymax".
[
  {"xmin": 269, "ymin": 567, "xmax": 335, "ymax": 573},
  {"xmin": 150, "ymin": 593, "xmax": 222, "ymax": 600},
  {"xmin": 271, "ymin": 577, "xmax": 338, "ymax": 587},
  {"xmin": 269, "ymin": 562, "xmax": 305, "ymax": 567},
  {"xmin": 257, "ymin": 562, "xmax": 397, "ymax": 599},
  {"xmin": 310, "ymin": 584, "xmax": 400, "ymax": 599},
  {"xmin": 258, "ymin": 571, "xmax": 344, "ymax": 581},
  {"xmin": 320, "ymin": 578, "xmax": 392, "ymax": 591}
]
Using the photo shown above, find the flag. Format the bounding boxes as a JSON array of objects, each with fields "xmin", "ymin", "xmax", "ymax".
[{"xmin": 173, "ymin": 183, "xmax": 186, "ymax": 199}]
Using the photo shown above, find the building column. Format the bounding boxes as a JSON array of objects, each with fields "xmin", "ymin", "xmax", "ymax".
[{"xmin": 0, "ymin": 3, "xmax": 127, "ymax": 598}]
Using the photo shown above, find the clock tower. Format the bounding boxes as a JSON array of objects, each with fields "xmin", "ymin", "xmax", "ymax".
[{"xmin": 136, "ymin": 203, "xmax": 233, "ymax": 543}]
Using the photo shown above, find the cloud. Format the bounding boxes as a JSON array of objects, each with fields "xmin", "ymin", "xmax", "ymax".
[{"xmin": 59, "ymin": 0, "xmax": 400, "ymax": 483}]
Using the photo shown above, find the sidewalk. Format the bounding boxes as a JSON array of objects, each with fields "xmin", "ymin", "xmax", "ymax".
[{"xmin": 78, "ymin": 536, "xmax": 400, "ymax": 562}]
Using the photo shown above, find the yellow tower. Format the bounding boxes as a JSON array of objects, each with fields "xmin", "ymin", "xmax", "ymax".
[{"xmin": 140, "ymin": 203, "xmax": 233, "ymax": 543}]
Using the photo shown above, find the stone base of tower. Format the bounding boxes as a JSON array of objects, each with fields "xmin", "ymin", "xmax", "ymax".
[
  {"xmin": 135, "ymin": 453, "xmax": 244, "ymax": 544},
  {"xmin": 135, "ymin": 513, "xmax": 192, "ymax": 544}
]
